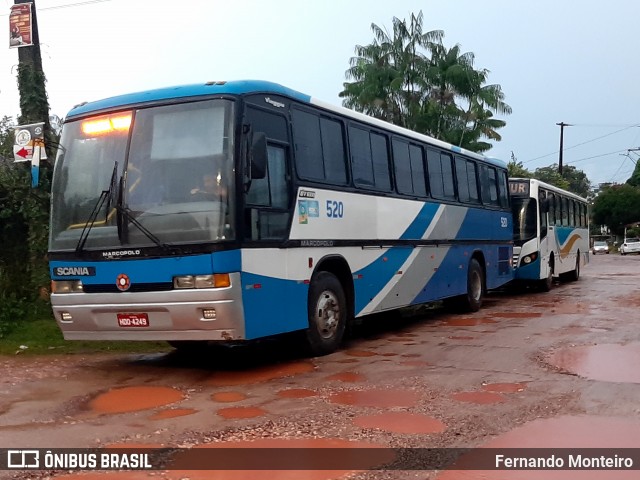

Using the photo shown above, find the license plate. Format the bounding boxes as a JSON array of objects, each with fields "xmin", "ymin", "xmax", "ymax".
[{"xmin": 117, "ymin": 313, "xmax": 149, "ymax": 327}]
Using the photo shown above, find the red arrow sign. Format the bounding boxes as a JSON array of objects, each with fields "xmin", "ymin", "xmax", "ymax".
[{"xmin": 15, "ymin": 147, "xmax": 29, "ymax": 158}]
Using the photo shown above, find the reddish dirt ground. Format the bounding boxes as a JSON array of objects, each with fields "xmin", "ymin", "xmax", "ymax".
[{"xmin": 2, "ymin": 254, "xmax": 640, "ymax": 479}]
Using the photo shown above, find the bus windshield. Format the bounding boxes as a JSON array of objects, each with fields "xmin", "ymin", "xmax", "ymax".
[
  {"xmin": 49, "ymin": 99, "xmax": 236, "ymax": 251},
  {"xmin": 511, "ymin": 197, "xmax": 537, "ymax": 244}
]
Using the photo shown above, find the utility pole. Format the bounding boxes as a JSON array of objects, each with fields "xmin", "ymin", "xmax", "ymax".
[
  {"xmin": 13, "ymin": 0, "xmax": 51, "ymax": 143},
  {"xmin": 556, "ymin": 122, "xmax": 572, "ymax": 175}
]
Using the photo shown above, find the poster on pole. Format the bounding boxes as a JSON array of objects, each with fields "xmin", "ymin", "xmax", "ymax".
[{"xmin": 9, "ymin": 3, "xmax": 33, "ymax": 48}]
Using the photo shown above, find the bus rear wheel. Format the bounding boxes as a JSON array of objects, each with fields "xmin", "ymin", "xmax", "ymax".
[
  {"xmin": 462, "ymin": 258, "xmax": 485, "ymax": 312},
  {"xmin": 305, "ymin": 271, "xmax": 347, "ymax": 356},
  {"xmin": 568, "ymin": 254, "xmax": 580, "ymax": 282}
]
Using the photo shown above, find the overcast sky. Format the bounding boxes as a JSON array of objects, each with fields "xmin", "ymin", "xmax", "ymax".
[{"xmin": 2, "ymin": 0, "xmax": 639, "ymax": 186}]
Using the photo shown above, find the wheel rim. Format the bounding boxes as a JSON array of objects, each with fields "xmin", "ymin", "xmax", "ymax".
[
  {"xmin": 314, "ymin": 289, "xmax": 341, "ymax": 339},
  {"xmin": 469, "ymin": 270, "xmax": 482, "ymax": 301}
]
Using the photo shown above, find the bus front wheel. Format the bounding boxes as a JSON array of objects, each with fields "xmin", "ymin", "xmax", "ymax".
[
  {"xmin": 538, "ymin": 262, "xmax": 553, "ymax": 292},
  {"xmin": 305, "ymin": 271, "xmax": 347, "ymax": 356}
]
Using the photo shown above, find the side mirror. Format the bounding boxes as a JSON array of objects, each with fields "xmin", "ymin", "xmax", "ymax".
[{"xmin": 250, "ymin": 132, "xmax": 267, "ymax": 179}]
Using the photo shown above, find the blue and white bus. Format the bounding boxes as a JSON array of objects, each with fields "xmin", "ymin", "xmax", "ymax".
[
  {"xmin": 509, "ymin": 178, "xmax": 589, "ymax": 291},
  {"xmin": 49, "ymin": 80, "xmax": 513, "ymax": 355}
]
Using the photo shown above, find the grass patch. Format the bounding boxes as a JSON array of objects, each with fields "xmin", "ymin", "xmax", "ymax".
[{"xmin": 0, "ymin": 316, "xmax": 171, "ymax": 356}]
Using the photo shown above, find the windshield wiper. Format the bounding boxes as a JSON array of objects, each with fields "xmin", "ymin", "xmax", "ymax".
[
  {"xmin": 75, "ymin": 162, "xmax": 118, "ymax": 254},
  {"xmin": 116, "ymin": 205, "xmax": 183, "ymax": 255}
]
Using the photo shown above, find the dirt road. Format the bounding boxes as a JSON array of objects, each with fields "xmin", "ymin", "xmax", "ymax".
[{"xmin": 2, "ymin": 253, "xmax": 640, "ymax": 479}]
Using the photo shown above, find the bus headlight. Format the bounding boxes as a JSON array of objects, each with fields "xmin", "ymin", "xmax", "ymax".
[
  {"xmin": 51, "ymin": 280, "xmax": 84, "ymax": 293},
  {"xmin": 173, "ymin": 274, "xmax": 231, "ymax": 289},
  {"xmin": 520, "ymin": 252, "xmax": 539, "ymax": 266}
]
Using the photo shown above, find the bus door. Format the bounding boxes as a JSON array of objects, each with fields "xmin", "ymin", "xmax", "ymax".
[
  {"xmin": 241, "ymin": 103, "xmax": 302, "ymax": 339},
  {"xmin": 243, "ymin": 105, "xmax": 292, "ymax": 241},
  {"xmin": 540, "ymin": 191, "xmax": 554, "ymax": 278}
]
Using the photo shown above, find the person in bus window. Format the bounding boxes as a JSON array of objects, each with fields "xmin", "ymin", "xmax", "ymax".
[{"xmin": 191, "ymin": 173, "xmax": 227, "ymax": 201}]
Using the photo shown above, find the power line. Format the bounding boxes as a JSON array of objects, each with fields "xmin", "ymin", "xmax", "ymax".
[
  {"xmin": 40, "ymin": 0, "xmax": 113, "ymax": 11},
  {"xmin": 523, "ymin": 124, "xmax": 640, "ymax": 165},
  {"xmin": 608, "ymin": 155, "xmax": 631, "ymax": 183},
  {"xmin": 0, "ymin": 0, "xmax": 112, "ymax": 16},
  {"xmin": 565, "ymin": 149, "xmax": 628, "ymax": 165}
]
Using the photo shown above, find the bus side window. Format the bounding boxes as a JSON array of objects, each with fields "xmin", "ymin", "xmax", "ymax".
[
  {"xmin": 247, "ymin": 145, "xmax": 290, "ymax": 240},
  {"xmin": 393, "ymin": 139, "xmax": 427, "ymax": 197},
  {"xmin": 479, "ymin": 164, "xmax": 499, "ymax": 206},
  {"xmin": 497, "ymin": 171, "xmax": 509, "ymax": 208},
  {"xmin": 547, "ymin": 193, "xmax": 555, "ymax": 226},
  {"xmin": 291, "ymin": 108, "xmax": 348, "ymax": 185},
  {"xmin": 349, "ymin": 126, "xmax": 391, "ymax": 191},
  {"xmin": 428, "ymin": 150, "xmax": 455, "ymax": 201},
  {"xmin": 455, "ymin": 157, "xmax": 479, "ymax": 203},
  {"xmin": 561, "ymin": 196, "xmax": 569, "ymax": 226}
]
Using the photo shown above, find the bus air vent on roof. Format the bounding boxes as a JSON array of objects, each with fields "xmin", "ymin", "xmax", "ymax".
[{"xmin": 205, "ymin": 81, "xmax": 227, "ymax": 86}]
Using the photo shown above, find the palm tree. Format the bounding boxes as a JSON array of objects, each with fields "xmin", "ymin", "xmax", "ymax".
[
  {"xmin": 422, "ymin": 43, "xmax": 475, "ymax": 139},
  {"xmin": 457, "ymin": 68, "xmax": 512, "ymax": 147},
  {"xmin": 340, "ymin": 12, "xmax": 443, "ymax": 129},
  {"xmin": 341, "ymin": 11, "xmax": 511, "ymax": 154}
]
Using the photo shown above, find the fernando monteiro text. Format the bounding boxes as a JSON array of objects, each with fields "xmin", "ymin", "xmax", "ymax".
[{"xmin": 496, "ymin": 454, "xmax": 634, "ymax": 469}]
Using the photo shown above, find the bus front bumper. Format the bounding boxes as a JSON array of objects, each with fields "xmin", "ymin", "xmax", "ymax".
[{"xmin": 50, "ymin": 273, "xmax": 245, "ymax": 341}]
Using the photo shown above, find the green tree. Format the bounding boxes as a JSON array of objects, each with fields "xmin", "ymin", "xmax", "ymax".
[
  {"xmin": 340, "ymin": 11, "xmax": 511, "ymax": 153},
  {"xmin": 507, "ymin": 152, "xmax": 532, "ymax": 178},
  {"xmin": 530, "ymin": 164, "xmax": 590, "ymax": 198},
  {"xmin": 422, "ymin": 42, "xmax": 474, "ymax": 139},
  {"xmin": 340, "ymin": 12, "xmax": 443, "ymax": 129},
  {"xmin": 533, "ymin": 165, "xmax": 570, "ymax": 191},
  {"xmin": 0, "ymin": 116, "xmax": 15, "ymax": 159},
  {"xmin": 592, "ymin": 184, "xmax": 640, "ymax": 235},
  {"xmin": 560, "ymin": 165, "xmax": 591, "ymax": 198},
  {"xmin": 626, "ymin": 159, "xmax": 640, "ymax": 187}
]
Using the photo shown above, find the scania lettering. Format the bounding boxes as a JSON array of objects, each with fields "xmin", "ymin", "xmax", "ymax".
[{"xmin": 54, "ymin": 267, "xmax": 95, "ymax": 276}]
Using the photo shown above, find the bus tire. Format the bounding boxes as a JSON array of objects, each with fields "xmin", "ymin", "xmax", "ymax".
[
  {"xmin": 168, "ymin": 340, "xmax": 209, "ymax": 354},
  {"xmin": 305, "ymin": 271, "xmax": 347, "ymax": 356},
  {"xmin": 569, "ymin": 254, "xmax": 580, "ymax": 282},
  {"xmin": 461, "ymin": 258, "xmax": 485, "ymax": 312},
  {"xmin": 538, "ymin": 262, "xmax": 553, "ymax": 292}
]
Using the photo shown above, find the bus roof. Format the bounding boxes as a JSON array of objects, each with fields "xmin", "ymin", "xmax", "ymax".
[
  {"xmin": 66, "ymin": 80, "xmax": 311, "ymax": 118},
  {"xmin": 66, "ymin": 79, "xmax": 505, "ymax": 168},
  {"xmin": 509, "ymin": 177, "xmax": 588, "ymax": 202}
]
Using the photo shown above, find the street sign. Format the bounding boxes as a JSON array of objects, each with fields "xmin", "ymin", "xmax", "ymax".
[
  {"xmin": 13, "ymin": 122, "xmax": 46, "ymax": 163},
  {"xmin": 13, "ymin": 122, "xmax": 46, "ymax": 188}
]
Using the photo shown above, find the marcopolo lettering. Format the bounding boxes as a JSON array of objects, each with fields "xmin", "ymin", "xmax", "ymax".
[
  {"xmin": 54, "ymin": 267, "xmax": 96, "ymax": 276},
  {"xmin": 102, "ymin": 249, "xmax": 141, "ymax": 258}
]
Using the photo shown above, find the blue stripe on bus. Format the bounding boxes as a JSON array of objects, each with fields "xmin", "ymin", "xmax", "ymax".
[
  {"xmin": 67, "ymin": 81, "xmax": 312, "ymax": 118},
  {"xmin": 555, "ymin": 226, "xmax": 576, "ymax": 245},
  {"xmin": 350, "ymin": 202, "xmax": 441, "ymax": 314},
  {"xmin": 456, "ymin": 208, "xmax": 512, "ymax": 241},
  {"xmin": 50, "ymin": 250, "xmax": 241, "ymax": 283},
  {"xmin": 353, "ymin": 246, "xmax": 415, "ymax": 315},
  {"xmin": 400, "ymin": 203, "xmax": 440, "ymax": 239}
]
